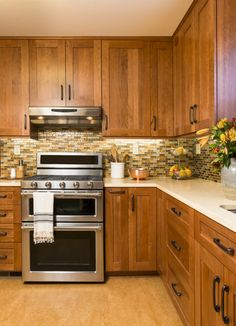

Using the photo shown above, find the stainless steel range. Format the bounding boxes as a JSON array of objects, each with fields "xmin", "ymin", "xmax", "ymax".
[{"xmin": 21, "ymin": 152, "xmax": 104, "ymax": 283}]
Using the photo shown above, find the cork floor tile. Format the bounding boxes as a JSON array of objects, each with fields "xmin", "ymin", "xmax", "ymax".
[{"xmin": 0, "ymin": 276, "xmax": 183, "ymax": 326}]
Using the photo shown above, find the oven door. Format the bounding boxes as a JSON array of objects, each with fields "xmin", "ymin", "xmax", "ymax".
[
  {"xmin": 22, "ymin": 222, "xmax": 104, "ymax": 282},
  {"xmin": 21, "ymin": 190, "xmax": 103, "ymax": 222}
]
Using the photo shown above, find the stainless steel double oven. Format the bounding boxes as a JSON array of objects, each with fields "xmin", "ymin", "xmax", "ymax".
[{"xmin": 21, "ymin": 152, "xmax": 104, "ymax": 282}]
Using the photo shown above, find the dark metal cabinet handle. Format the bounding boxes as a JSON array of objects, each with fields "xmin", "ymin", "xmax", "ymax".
[
  {"xmin": 171, "ymin": 240, "xmax": 182, "ymax": 252},
  {"xmin": 171, "ymin": 283, "xmax": 182, "ymax": 297},
  {"xmin": 68, "ymin": 85, "xmax": 71, "ymax": 101},
  {"xmin": 0, "ymin": 255, "xmax": 7, "ymax": 260},
  {"xmin": 170, "ymin": 207, "xmax": 181, "ymax": 217},
  {"xmin": 221, "ymin": 285, "xmax": 230, "ymax": 324},
  {"xmin": 0, "ymin": 231, "xmax": 7, "ymax": 237},
  {"xmin": 109, "ymin": 190, "xmax": 126, "ymax": 195},
  {"xmin": 189, "ymin": 106, "xmax": 194, "ymax": 125},
  {"xmin": 213, "ymin": 238, "xmax": 235, "ymax": 256},
  {"xmin": 0, "ymin": 194, "xmax": 7, "ymax": 199},
  {"xmin": 213, "ymin": 276, "xmax": 221, "ymax": 312},
  {"xmin": 193, "ymin": 104, "xmax": 198, "ymax": 123},
  {"xmin": 0, "ymin": 212, "xmax": 7, "ymax": 217},
  {"xmin": 104, "ymin": 114, "xmax": 108, "ymax": 130},
  {"xmin": 60, "ymin": 85, "xmax": 64, "ymax": 101},
  {"xmin": 24, "ymin": 114, "xmax": 27, "ymax": 130},
  {"xmin": 131, "ymin": 194, "xmax": 135, "ymax": 212},
  {"xmin": 151, "ymin": 115, "xmax": 157, "ymax": 131}
]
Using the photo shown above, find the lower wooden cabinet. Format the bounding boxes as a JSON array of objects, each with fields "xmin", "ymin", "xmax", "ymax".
[
  {"xmin": 105, "ymin": 187, "xmax": 157, "ymax": 272},
  {"xmin": 195, "ymin": 242, "xmax": 236, "ymax": 326},
  {"xmin": 0, "ymin": 187, "xmax": 22, "ymax": 272},
  {"xmin": 195, "ymin": 211, "xmax": 236, "ymax": 326}
]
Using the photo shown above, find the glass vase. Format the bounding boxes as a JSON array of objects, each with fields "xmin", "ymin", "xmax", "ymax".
[{"xmin": 221, "ymin": 158, "xmax": 236, "ymax": 200}]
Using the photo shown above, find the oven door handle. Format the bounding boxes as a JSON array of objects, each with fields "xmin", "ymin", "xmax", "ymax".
[
  {"xmin": 21, "ymin": 192, "xmax": 102, "ymax": 198},
  {"xmin": 22, "ymin": 224, "xmax": 103, "ymax": 231}
]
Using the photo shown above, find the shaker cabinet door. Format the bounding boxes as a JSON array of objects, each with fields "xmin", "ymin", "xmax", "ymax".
[
  {"xmin": 29, "ymin": 40, "xmax": 66, "ymax": 106},
  {"xmin": 66, "ymin": 40, "xmax": 101, "ymax": 107},
  {"xmin": 128, "ymin": 188, "xmax": 157, "ymax": 271},
  {"xmin": 150, "ymin": 41, "xmax": 173, "ymax": 137},
  {"xmin": 102, "ymin": 40, "xmax": 150, "ymax": 137},
  {"xmin": 105, "ymin": 188, "xmax": 129, "ymax": 272},
  {"xmin": 0, "ymin": 40, "xmax": 29, "ymax": 136}
]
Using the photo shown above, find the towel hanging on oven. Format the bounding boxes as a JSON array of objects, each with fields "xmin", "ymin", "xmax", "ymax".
[{"xmin": 33, "ymin": 192, "xmax": 54, "ymax": 244}]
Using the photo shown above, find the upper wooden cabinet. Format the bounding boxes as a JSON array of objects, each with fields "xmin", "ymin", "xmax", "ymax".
[
  {"xmin": 29, "ymin": 39, "xmax": 101, "ymax": 107},
  {"xmin": 217, "ymin": 0, "xmax": 236, "ymax": 119},
  {"xmin": 105, "ymin": 187, "xmax": 157, "ymax": 272},
  {"xmin": 102, "ymin": 39, "xmax": 173, "ymax": 137},
  {"xmin": 102, "ymin": 40, "xmax": 150, "ymax": 137},
  {"xmin": 0, "ymin": 40, "xmax": 29, "ymax": 136},
  {"xmin": 150, "ymin": 41, "xmax": 173, "ymax": 137},
  {"xmin": 174, "ymin": 0, "xmax": 216, "ymax": 136}
]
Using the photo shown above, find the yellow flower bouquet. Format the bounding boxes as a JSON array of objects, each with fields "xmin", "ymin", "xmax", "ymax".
[{"xmin": 210, "ymin": 117, "xmax": 236, "ymax": 169}]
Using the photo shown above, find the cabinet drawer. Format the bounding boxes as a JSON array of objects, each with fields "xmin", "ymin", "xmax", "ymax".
[
  {"xmin": 0, "ymin": 187, "xmax": 20, "ymax": 205},
  {"xmin": 195, "ymin": 211, "xmax": 236, "ymax": 274},
  {"xmin": 167, "ymin": 220, "xmax": 190, "ymax": 272},
  {"xmin": 0, "ymin": 205, "xmax": 21, "ymax": 224},
  {"xmin": 165, "ymin": 194, "xmax": 194, "ymax": 236},
  {"xmin": 166, "ymin": 250, "xmax": 192, "ymax": 325},
  {"xmin": 0, "ymin": 224, "xmax": 21, "ymax": 243},
  {"xmin": 0, "ymin": 243, "xmax": 22, "ymax": 271}
]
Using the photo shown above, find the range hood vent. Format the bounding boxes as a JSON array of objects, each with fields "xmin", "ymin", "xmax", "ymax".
[{"xmin": 29, "ymin": 107, "xmax": 102, "ymax": 136}]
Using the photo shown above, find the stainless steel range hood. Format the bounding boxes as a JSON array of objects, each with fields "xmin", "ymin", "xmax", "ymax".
[{"xmin": 29, "ymin": 107, "xmax": 102, "ymax": 131}]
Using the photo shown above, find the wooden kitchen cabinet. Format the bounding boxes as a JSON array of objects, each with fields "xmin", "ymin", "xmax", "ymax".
[
  {"xmin": 102, "ymin": 40, "xmax": 150, "ymax": 137},
  {"xmin": 0, "ymin": 187, "xmax": 22, "ymax": 271},
  {"xmin": 29, "ymin": 39, "xmax": 101, "ymax": 107},
  {"xmin": 195, "ymin": 211, "xmax": 236, "ymax": 325},
  {"xmin": 174, "ymin": 10, "xmax": 196, "ymax": 136},
  {"xmin": 163, "ymin": 194, "xmax": 195, "ymax": 325},
  {"xmin": 105, "ymin": 188, "xmax": 129, "ymax": 272},
  {"xmin": 105, "ymin": 187, "xmax": 157, "ymax": 272},
  {"xmin": 150, "ymin": 41, "xmax": 173, "ymax": 136},
  {"xmin": 174, "ymin": 0, "xmax": 216, "ymax": 136},
  {"xmin": 0, "ymin": 40, "xmax": 29, "ymax": 136},
  {"xmin": 217, "ymin": 0, "xmax": 236, "ymax": 119}
]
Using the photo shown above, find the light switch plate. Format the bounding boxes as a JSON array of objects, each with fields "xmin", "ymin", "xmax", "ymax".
[
  {"xmin": 14, "ymin": 145, "xmax": 21, "ymax": 155},
  {"xmin": 133, "ymin": 143, "xmax": 139, "ymax": 155},
  {"xmin": 195, "ymin": 143, "xmax": 201, "ymax": 155}
]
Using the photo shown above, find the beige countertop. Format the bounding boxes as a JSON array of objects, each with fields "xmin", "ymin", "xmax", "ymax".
[
  {"xmin": 104, "ymin": 177, "xmax": 236, "ymax": 232},
  {"xmin": 0, "ymin": 179, "xmax": 22, "ymax": 186}
]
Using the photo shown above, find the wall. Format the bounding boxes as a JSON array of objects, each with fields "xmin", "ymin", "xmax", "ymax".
[{"xmin": 0, "ymin": 130, "xmax": 220, "ymax": 181}]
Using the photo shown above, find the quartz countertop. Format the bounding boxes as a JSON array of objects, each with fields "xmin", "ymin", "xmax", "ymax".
[
  {"xmin": 104, "ymin": 177, "xmax": 236, "ymax": 232},
  {"xmin": 0, "ymin": 179, "xmax": 22, "ymax": 186}
]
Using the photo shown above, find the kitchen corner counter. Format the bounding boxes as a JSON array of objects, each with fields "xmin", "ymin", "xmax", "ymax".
[
  {"xmin": 0, "ymin": 179, "xmax": 22, "ymax": 186},
  {"xmin": 104, "ymin": 177, "xmax": 236, "ymax": 232}
]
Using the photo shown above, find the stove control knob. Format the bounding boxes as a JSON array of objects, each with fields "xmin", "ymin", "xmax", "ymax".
[
  {"xmin": 45, "ymin": 182, "xmax": 52, "ymax": 189},
  {"xmin": 59, "ymin": 182, "xmax": 66, "ymax": 189},
  {"xmin": 87, "ymin": 181, "xmax": 93, "ymax": 189},
  {"xmin": 31, "ymin": 181, "xmax": 38, "ymax": 189},
  {"xmin": 73, "ymin": 182, "xmax": 80, "ymax": 189}
]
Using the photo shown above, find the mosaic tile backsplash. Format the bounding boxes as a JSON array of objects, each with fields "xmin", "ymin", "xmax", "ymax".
[{"xmin": 0, "ymin": 130, "xmax": 220, "ymax": 182}]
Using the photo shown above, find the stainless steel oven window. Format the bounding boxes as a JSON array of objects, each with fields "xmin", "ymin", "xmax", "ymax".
[{"xmin": 22, "ymin": 223, "xmax": 104, "ymax": 282}]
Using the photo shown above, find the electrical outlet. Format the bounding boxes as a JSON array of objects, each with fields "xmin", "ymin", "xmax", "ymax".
[
  {"xmin": 195, "ymin": 143, "xmax": 201, "ymax": 155},
  {"xmin": 14, "ymin": 145, "xmax": 21, "ymax": 155},
  {"xmin": 132, "ymin": 143, "xmax": 139, "ymax": 155}
]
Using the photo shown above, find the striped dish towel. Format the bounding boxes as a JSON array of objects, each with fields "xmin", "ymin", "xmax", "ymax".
[{"xmin": 33, "ymin": 192, "xmax": 54, "ymax": 244}]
